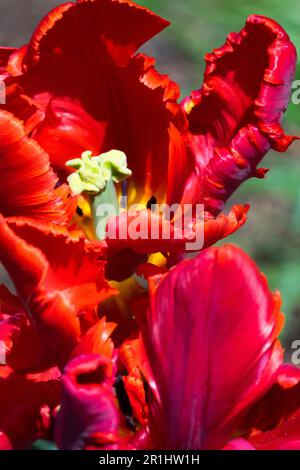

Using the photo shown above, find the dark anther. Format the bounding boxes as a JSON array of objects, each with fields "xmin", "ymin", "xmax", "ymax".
[
  {"xmin": 126, "ymin": 416, "xmax": 137, "ymax": 432},
  {"xmin": 147, "ymin": 196, "xmax": 157, "ymax": 210},
  {"xmin": 114, "ymin": 374, "xmax": 133, "ymax": 418},
  {"xmin": 143, "ymin": 379, "xmax": 150, "ymax": 405},
  {"xmin": 76, "ymin": 206, "xmax": 84, "ymax": 217}
]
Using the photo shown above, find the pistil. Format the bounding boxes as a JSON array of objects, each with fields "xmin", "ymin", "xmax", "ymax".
[{"xmin": 66, "ymin": 150, "xmax": 132, "ymax": 239}]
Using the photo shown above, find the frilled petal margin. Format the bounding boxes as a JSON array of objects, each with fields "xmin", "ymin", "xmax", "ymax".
[
  {"xmin": 141, "ymin": 244, "xmax": 284, "ymax": 449},
  {"xmin": 55, "ymin": 355, "xmax": 120, "ymax": 450},
  {"xmin": 0, "ymin": 110, "xmax": 66, "ymax": 221},
  {"xmin": 105, "ymin": 205, "xmax": 248, "ymax": 254},
  {"xmin": 0, "ymin": 216, "xmax": 115, "ymax": 366},
  {"xmin": 182, "ymin": 15, "xmax": 298, "ymax": 214},
  {"xmin": 25, "ymin": 0, "xmax": 169, "ymax": 69}
]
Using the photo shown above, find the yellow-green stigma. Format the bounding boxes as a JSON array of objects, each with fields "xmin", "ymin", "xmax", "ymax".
[{"xmin": 66, "ymin": 150, "xmax": 132, "ymax": 196}]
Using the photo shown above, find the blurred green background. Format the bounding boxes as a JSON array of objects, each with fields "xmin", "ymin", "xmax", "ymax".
[{"xmin": 1, "ymin": 0, "xmax": 300, "ymax": 355}]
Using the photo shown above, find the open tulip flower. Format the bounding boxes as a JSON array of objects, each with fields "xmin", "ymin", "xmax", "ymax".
[
  {"xmin": 0, "ymin": 0, "xmax": 299, "ymax": 452},
  {"xmin": 0, "ymin": 0, "xmax": 297, "ymax": 254}
]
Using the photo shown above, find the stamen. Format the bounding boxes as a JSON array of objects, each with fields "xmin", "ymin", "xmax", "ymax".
[{"xmin": 147, "ymin": 195, "xmax": 157, "ymax": 210}]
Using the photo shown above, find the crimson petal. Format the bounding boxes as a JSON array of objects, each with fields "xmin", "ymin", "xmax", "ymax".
[
  {"xmin": 242, "ymin": 364, "xmax": 300, "ymax": 435},
  {"xmin": 142, "ymin": 244, "xmax": 284, "ymax": 449},
  {"xmin": 0, "ymin": 111, "xmax": 65, "ymax": 221},
  {"xmin": 105, "ymin": 204, "xmax": 248, "ymax": 254},
  {"xmin": 182, "ymin": 15, "xmax": 297, "ymax": 215},
  {"xmin": 25, "ymin": 0, "xmax": 169, "ymax": 69},
  {"xmin": 0, "ymin": 216, "xmax": 114, "ymax": 366}
]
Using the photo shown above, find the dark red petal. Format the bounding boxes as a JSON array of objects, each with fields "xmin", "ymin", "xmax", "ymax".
[
  {"xmin": 142, "ymin": 244, "xmax": 284, "ymax": 449},
  {"xmin": 0, "ymin": 216, "xmax": 114, "ymax": 366},
  {"xmin": 0, "ymin": 366, "xmax": 60, "ymax": 449},
  {"xmin": 0, "ymin": 111, "xmax": 66, "ymax": 221},
  {"xmin": 242, "ymin": 364, "xmax": 300, "ymax": 433},
  {"xmin": 105, "ymin": 249, "xmax": 148, "ymax": 282},
  {"xmin": 55, "ymin": 354, "xmax": 120, "ymax": 450},
  {"xmin": 28, "ymin": 83, "xmax": 108, "ymax": 179},
  {"xmin": 0, "ymin": 285, "xmax": 22, "ymax": 315},
  {"xmin": 250, "ymin": 409, "xmax": 300, "ymax": 450},
  {"xmin": 22, "ymin": 0, "xmax": 171, "ymax": 181},
  {"xmin": 182, "ymin": 15, "xmax": 297, "ymax": 215},
  {"xmin": 0, "ymin": 48, "xmax": 16, "ymax": 76},
  {"xmin": 0, "ymin": 313, "xmax": 48, "ymax": 371},
  {"xmin": 25, "ymin": 0, "xmax": 169, "ymax": 69},
  {"xmin": 116, "ymin": 54, "xmax": 188, "ymax": 205}
]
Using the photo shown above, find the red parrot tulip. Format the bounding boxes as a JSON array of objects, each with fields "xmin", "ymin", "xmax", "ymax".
[
  {"xmin": 0, "ymin": 0, "xmax": 299, "ymax": 453},
  {"xmin": 0, "ymin": 1, "xmax": 297, "ymax": 253}
]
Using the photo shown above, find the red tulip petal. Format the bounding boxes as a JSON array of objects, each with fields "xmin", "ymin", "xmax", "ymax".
[
  {"xmin": 242, "ymin": 364, "xmax": 300, "ymax": 433},
  {"xmin": 22, "ymin": 50, "xmax": 186, "ymax": 196},
  {"xmin": 25, "ymin": 0, "xmax": 169, "ymax": 69},
  {"xmin": 0, "ymin": 285, "xmax": 22, "ymax": 315},
  {"xmin": 19, "ymin": 0, "xmax": 176, "ymax": 183},
  {"xmin": 55, "ymin": 354, "xmax": 120, "ymax": 450},
  {"xmin": 250, "ymin": 409, "xmax": 300, "ymax": 450},
  {"xmin": 0, "ymin": 313, "xmax": 48, "ymax": 371},
  {"xmin": 0, "ymin": 48, "xmax": 16, "ymax": 76},
  {"xmin": 0, "ymin": 216, "xmax": 114, "ymax": 366},
  {"xmin": 0, "ymin": 365, "xmax": 60, "ymax": 449},
  {"xmin": 0, "ymin": 110, "xmax": 66, "ymax": 221},
  {"xmin": 122, "ymin": 374, "xmax": 148, "ymax": 425},
  {"xmin": 7, "ymin": 1, "xmax": 187, "ymax": 195},
  {"xmin": 182, "ymin": 15, "xmax": 297, "ymax": 215},
  {"xmin": 119, "ymin": 337, "xmax": 148, "ymax": 424},
  {"xmin": 115, "ymin": 55, "xmax": 188, "ymax": 204},
  {"xmin": 0, "ymin": 77, "xmax": 45, "ymax": 135},
  {"xmin": 5, "ymin": 46, "xmax": 27, "ymax": 77},
  {"xmin": 142, "ymin": 244, "xmax": 284, "ymax": 449},
  {"xmin": 105, "ymin": 204, "xmax": 248, "ymax": 254},
  {"xmin": 27, "ymin": 82, "xmax": 109, "ymax": 179},
  {"xmin": 72, "ymin": 317, "xmax": 116, "ymax": 359},
  {"xmin": 202, "ymin": 204, "xmax": 249, "ymax": 248}
]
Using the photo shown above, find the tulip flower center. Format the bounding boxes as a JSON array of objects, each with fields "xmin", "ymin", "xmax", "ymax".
[{"xmin": 66, "ymin": 150, "xmax": 132, "ymax": 240}]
